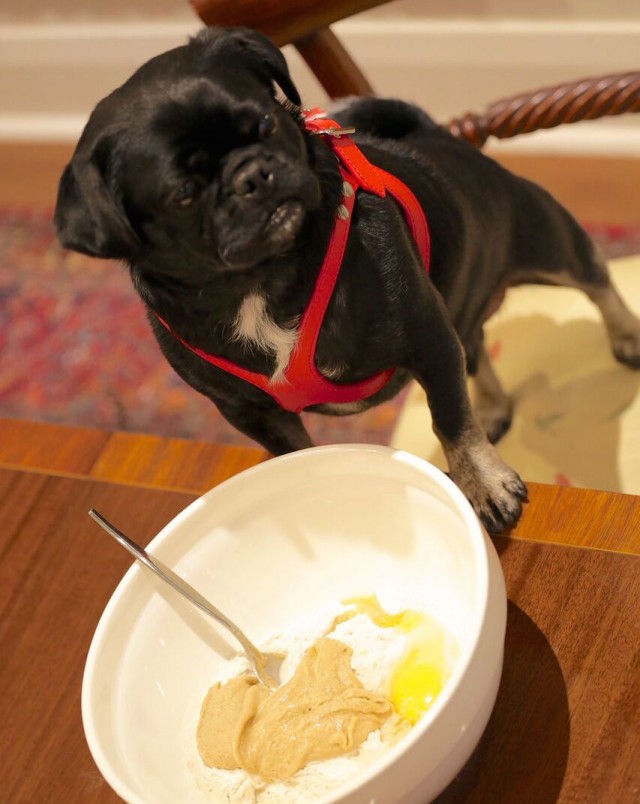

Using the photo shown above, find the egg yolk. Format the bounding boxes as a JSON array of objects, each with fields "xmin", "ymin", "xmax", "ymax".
[
  {"xmin": 389, "ymin": 642, "xmax": 445, "ymax": 724},
  {"xmin": 340, "ymin": 595, "xmax": 451, "ymax": 725}
]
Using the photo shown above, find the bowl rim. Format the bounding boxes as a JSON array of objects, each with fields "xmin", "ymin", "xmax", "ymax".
[{"xmin": 81, "ymin": 443, "xmax": 493, "ymax": 804}]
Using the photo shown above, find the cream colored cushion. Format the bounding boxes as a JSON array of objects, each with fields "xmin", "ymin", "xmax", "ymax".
[{"xmin": 390, "ymin": 256, "xmax": 640, "ymax": 493}]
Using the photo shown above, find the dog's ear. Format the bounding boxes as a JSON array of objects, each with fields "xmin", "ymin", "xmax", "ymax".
[
  {"xmin": 197, "ymin": 27, "xmax": 301, "ymax": 107},
  {"xmin": 54, "ymin": 139, "xmax": 140, "ymax": 261}
]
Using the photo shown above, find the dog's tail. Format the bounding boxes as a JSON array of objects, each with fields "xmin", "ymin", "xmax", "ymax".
[{"xmin": 329, "ymin": 97, "xmax": 439, "ymax": 141}]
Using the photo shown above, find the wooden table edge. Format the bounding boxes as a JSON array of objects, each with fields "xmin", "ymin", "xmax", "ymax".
[{"xmin": 1, "ymin": 418, "xmax": 638, "ymax": 555}]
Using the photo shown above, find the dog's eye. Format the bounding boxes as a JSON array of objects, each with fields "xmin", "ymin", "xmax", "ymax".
[
  {"xmin": 173, "ymin": 180, "xmax": 201, "ymax": 208},
  {"xmin": 258, "ymin": 114, "xmax": 278, "ymax": 141}
]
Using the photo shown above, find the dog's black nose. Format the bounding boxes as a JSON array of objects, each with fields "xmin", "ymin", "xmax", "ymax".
[{"xmin": 230, "ymin": 157, "xmax": 275, "ymax": 197}]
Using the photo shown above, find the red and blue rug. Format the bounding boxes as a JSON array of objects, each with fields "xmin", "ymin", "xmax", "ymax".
[{"xmin": 2, "ymin": 206, "xmax": 639, "ymax": 449}]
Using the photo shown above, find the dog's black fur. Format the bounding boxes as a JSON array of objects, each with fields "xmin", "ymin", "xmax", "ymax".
[{"xmin": 55, "ymin": 27, "xmax": 640, "ymax": 533}]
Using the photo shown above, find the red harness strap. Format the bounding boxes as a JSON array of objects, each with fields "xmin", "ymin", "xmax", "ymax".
[{"xmin": 157, "ymin": 110, "xmax": 431, "ymax": 414}]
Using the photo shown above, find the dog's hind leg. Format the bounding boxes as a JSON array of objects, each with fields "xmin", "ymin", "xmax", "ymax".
[
  {"xmin": 512, "ymin": 179, "xmax": 640, "ymax": 368},
  {"xmin": 471, "ymin": 339, "xmax": 513, "ymax": 443},
  {"xmin": 584, "ymin": 278, "xmax": 640, "ymax": 369},
  {"xmin": 539, "ymin": 248, "xmax": 640, "ymax": 369}
]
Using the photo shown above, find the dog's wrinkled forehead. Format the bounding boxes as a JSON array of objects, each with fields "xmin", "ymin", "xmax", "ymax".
[
  {"xmin": 95, "ymin": 28, "xmax": 301, "ymax": 185},
  {"xmin": 160, "ymin": 26, "xmax": 300, "ymax": 105},
  {"xmin": 148, "ymin": 71, "xmax": 273, "ymax": 152},
  {"xmin": 105, "ymin": 28, "xmax": 297, "ymax": 126},
  {"xmin": 111, "ymin": 74, "xmax": 276, "ymax": 213}
]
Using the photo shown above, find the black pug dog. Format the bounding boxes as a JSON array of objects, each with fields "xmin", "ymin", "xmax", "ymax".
[{"xmin": 55, "ymin": 27, "xmax": 640, "ymax": 533}]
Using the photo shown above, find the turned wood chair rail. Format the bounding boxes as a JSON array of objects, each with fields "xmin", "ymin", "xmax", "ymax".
[
  {"xmin": 448, "ymin": 72, "xmax": 640, "ymax": 148},
  {"xmin": 189, "ymin": 1, "xmax": 639, "ymax": 147}
]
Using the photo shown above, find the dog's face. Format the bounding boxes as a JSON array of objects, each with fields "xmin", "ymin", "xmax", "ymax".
[{"xmin": 55, "ymin": 28, "xmax": 322, "ymax": 273}]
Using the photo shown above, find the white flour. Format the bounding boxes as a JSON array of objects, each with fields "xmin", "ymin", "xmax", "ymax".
[{"xmin": 187, "ymin": 607, "xmax": 410, "ymax": 803}]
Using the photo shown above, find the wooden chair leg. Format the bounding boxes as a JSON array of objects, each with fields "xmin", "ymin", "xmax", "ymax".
[{"xmin": 294, "ymin": 28, "xmax": 374, "ymax": 99}]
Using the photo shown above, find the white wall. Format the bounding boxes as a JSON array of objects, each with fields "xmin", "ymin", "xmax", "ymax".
[
  {"xmin": 0, "ymin": 1, "xmax": 639, "ymax": 153},
  {"xmin": 2, "ymin": 0, "xmax": 640, "ymax": 22}
]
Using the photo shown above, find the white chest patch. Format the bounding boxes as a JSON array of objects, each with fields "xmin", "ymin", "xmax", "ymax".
[{"xmin": 231, "ymin": 293, "xmax": 299, "ymax": 381}]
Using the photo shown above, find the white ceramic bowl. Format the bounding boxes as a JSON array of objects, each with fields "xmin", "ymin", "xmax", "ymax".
[{"xmin": 82, "ymin": 444, "xmax": 506, "ymax": 804}]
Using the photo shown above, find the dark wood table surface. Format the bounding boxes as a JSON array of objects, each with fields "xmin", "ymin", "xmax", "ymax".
[{"xmin": 1, "ymin": 417, "xmax": 638, "ymax": 803}]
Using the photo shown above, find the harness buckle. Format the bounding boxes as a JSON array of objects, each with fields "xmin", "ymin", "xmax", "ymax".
[
  {"xmin": 302, "ymin": 109, "xmax": 356, "ymax": 138},
  {"xmin": 306, "ymin": 123, "xmax": 357, "ymax": 138},
  {"xmin": 320, "ymin": 126, "xmax": 357, "ymax": 138}
]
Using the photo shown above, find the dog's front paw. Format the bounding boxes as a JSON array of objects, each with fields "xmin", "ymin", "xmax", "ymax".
[
  {"xmin": 469, "ymin": 464, "xmax": 528, "ymax": 534},
  {"xmin": 447, "ymin": 441, "xmax": 528, "ymax": 534}
]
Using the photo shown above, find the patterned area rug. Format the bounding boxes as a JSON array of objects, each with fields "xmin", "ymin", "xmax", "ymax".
[
  {"xmin": 1, "ymin": 207, "xmax": 639, "ymax": 454},
  {"xmin": 0, "ymin": 207, "xmax": 404, "ymax": 448}
]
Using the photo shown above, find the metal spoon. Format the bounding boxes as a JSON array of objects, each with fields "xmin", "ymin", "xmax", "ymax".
[{"xmin": 88, "ymin": 509, "xmax": 284, "ymax": 688}]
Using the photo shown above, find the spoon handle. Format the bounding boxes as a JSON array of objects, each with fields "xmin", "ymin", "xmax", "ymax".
[{"xmin": 88, "ymin": 509, "xmax": 262, "ymax": 660}]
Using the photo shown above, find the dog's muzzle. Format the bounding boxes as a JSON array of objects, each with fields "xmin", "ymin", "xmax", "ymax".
[
  {"xmin": 222, "ymin": 148, "xmax": 287, "ymax": 201},
  {"xmin": 215, "ymin": 147, "xmax": 312, "ymax": 268},
  {"xmin": 229, "ymin": 155, "xmax": 276, "ymax": 198}
]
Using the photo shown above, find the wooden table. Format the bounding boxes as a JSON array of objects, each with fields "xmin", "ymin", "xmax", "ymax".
[{"xmin": 1, "ymin": 417, "xmax": 638, "ymax": 803}]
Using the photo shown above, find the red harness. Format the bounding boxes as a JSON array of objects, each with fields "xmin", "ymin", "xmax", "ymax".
[{"xmin": 157, "ymin": 109, "xmax": 430, "ymax": 414}]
